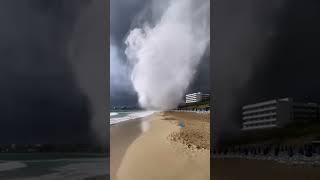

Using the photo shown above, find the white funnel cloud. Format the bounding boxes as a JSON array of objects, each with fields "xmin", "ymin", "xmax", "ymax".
[{"xmin": 125, "ymin": 0, "xmax": 209, "ymax": 110}]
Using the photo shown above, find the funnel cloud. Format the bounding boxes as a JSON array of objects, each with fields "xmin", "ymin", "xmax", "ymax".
[
  {"xmin": 0, "ymin": 0, "xmax": 108, "ymax": 145},
  {"xmin": 124, "ymin": 0, "xmax": 209, "ymax": 110}
]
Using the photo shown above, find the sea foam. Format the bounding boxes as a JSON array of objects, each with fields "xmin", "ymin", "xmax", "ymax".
[{"xmin": 110, "ymin": 111, "xmax": 156, "ymax": 125}]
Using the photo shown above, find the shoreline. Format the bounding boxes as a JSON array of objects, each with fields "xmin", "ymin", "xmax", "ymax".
[
  {"xmin": 111, "ymin": 112, "xmax": 210, "ymax": 180},
  {"xmin": 110, "ymin": 111, "xmax": 156, "ymax": 125},
  {"xmin": 110, "ymin": 116, "xmax": 148, "ymax": 180}
]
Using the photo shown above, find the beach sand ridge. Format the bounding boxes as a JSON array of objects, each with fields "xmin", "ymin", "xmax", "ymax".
[{"xmin": 114, "ymin": 111, "xmax": 210, "ymax": 180}]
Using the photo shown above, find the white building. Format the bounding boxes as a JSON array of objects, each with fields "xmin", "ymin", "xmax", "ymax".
[
  {"xmin": 242, "ymin": 97, "xmax": 319, "ymax": 131},
  {"xmin": 185, "ymin": 92, "xmax": 210, "ymax": 103}
]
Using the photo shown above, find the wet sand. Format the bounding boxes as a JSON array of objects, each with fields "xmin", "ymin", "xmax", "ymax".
[
  {"xmin": 212, "ymin": 159, "xmax": 320, "ymax": 180},
  {"xmin": 110, "ymin": 117, "xmax": 147, "ymax": 180},
  {"xmin": 110, "ymin": 112, "xmax": 210, "ymax": 180}
]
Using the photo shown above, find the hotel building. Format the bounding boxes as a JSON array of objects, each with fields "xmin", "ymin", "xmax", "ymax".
[
  {"xmin": 242, "ymin": 98, "xmax": 319, "ymax": 131},
  {"xmin": 185, "ymin": 92, "xmax": 210, "ymax": 103}
]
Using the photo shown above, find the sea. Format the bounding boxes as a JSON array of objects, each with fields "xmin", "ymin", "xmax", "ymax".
[
  {"xmin": 110, "ymin": 110, "xmax": 156, "ymax": 125},
  {"xmin": 0, "ymin": 111, "xmax": 155, "ymax": 179},
  {"xmin": 0, "ymin": 153, "xmax": 108, "ymax": 180}
]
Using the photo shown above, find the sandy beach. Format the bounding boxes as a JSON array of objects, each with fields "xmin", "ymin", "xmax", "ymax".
[{"xmin": 110, "ymin": 111, "xmax": 210, "ymax": 180}]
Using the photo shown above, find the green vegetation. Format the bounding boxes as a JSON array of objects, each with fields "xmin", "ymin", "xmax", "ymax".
[{"xmin": 177, "ymin": 100, "xmax": 210, "ymax": 110}]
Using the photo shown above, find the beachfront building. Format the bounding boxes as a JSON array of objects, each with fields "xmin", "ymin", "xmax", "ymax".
[
  {"xmin": 185, "ymin": 92, "xmax": 210, "ymax": 103},
  {"xmin": 242, "ymin": 97, "xmax": 319, "ymax": 131}
]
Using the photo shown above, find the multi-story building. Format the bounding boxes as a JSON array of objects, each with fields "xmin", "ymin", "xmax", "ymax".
[
  {"xmin": 242, "ymin": 98, "xmax": 319, "ymax": 131},
  {"xmin": 185, "ymin": 92, "xmax": 210, "ymax": 103}
]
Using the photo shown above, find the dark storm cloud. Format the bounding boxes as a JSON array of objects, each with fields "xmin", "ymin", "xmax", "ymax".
[
  {"xmin": 248, "ymin": 0, "xmax": 320, "ymax": 102},
  {"xmin": 110, "ymin": 0, "xmax": 148, "ymax": 107},
  {"xmin": 0, "ymin": 0, "xmax": 105, "ymax": 144},
  {"xmin": 110, "ymin": 0, "xmax": 148, "ymax": 46},
  {"xmin": 110, "ymin": 92, "xmax": 138, "ymax": 107},
  {"xmin": 213, "ymin": 0, "xmax": 320, "ymax": 145},
  {"xmin": 110, "ymin": 0, "xmax": 210, "ymax": 107},
  {"xmin": 187, "ymin": 53, "xmax": 210, "ymax": 95}
]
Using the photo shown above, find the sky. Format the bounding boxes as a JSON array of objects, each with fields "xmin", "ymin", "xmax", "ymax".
[
  {"xmin": 213, "ymin": 0, "xmax": 320, "ymax": 144},
  {"xmin": 4, "ymin": 0, "xmax": 319, "ymax": 147},
  {"xmin": 0, "ymin": 0, "xmax": 108, "ymax": 145},
  {"xmin": 110, "ymin": 0, "xmax": 210, "ymax": 108}
]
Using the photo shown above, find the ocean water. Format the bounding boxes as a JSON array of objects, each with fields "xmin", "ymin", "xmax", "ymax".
[
  {"xmin": 0, "ymin": 154, "xmax": 108, "ymax": 180},
  {"xmin": 110, "ymin": 110, "xmax": 155, "ymax": 125}
]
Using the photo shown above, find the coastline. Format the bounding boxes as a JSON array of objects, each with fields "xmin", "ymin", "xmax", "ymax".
[
  {"xmin": 110, "ymin": 116, "xmax": 147, "ymax": 180},
  {"xmin": 111, "ymin": 111, "xmax": 210, "ymax": 180}
]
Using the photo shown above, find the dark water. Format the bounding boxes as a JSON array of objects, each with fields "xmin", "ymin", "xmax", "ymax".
[{"xmin": 0, "ymin": 153, "xmax": 108, "ymax": 180}]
